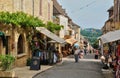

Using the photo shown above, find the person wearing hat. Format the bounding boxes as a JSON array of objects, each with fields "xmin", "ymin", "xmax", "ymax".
[{"xmin": 74, "ymin": 47, "xmax": 80, "ymax": 63}]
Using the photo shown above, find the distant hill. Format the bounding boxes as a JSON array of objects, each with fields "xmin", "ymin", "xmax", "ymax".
[{"xmin": 80, "ymin": 28, "xmax": 102, "ymax": 46}]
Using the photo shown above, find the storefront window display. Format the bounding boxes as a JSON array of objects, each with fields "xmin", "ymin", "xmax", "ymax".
[
  {"xmin": 115, "ymin": 40, "xmax": 120, "ymax": 78},
  {"xmin": 102, "ymin": 41, "xmax": 120, "ymax": 78},
  {"xmin": 31, "ymin": 36, "xmax": 41, "ymax": 57}
]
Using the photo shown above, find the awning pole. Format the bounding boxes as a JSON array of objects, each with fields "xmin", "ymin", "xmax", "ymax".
[
  {"xmin": 99, "ymin": 39, "xmax": 103, "ymax": 56},
  {"xmin": 101, "ymin": 40, "xmax": 103, "ymax": 56}
]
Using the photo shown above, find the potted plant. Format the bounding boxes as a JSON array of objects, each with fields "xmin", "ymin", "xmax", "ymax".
[
  {"xmin": 0, "ymin": 55, "xmax": 16, "ymax": 77},
  {"xmin": 26, "ymin": 57, "xmax": 32, "ymax": 66}
]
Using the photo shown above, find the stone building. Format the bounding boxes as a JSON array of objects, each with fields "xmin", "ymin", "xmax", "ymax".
[
  {"xmin": 0, "ymin": 24, "xmax": 28, "ymax": 67},
  {"xmin": 102, "ymin": 0, "xmax": 120, "ymax": 33},
  {"xmin": 0, "ymin": 0, "xmax": 53, "ymax": 67},
  {"xmin": 0, "ymin": 0, "xmax": 53, "ymax": 22},
  {"xmin": 102, "ymin": 6, "xmax": 114, "ymax": 34},
  {"xmin": 114, "ymin": 0, "xmax": 120, "ymax": 30},
  {"xmin": 71, "ymin": 22, "xmax": 80, "ymax": 43}
]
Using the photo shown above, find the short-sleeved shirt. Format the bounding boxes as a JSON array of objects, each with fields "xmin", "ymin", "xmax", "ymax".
[{"xmin": 74, "ymin": 49, "xmax": 80, "ymax": 55}]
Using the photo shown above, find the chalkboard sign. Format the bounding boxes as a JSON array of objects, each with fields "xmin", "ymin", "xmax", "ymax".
[{"xmin": 30, "ymin": 57, "xmax": 41, "ymax": 70}]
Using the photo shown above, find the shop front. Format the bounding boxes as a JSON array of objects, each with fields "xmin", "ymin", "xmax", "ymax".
[
  {"xmin": 63, "ymin": 38, "xmax": 77, "ymax": 56},
  {"xmin": 99, "ymin": 30, "xmax": 120, "ymax": 78},
  {"xmin": 36, "ymin": 27, "xmax": 66, "ymax": 65}
]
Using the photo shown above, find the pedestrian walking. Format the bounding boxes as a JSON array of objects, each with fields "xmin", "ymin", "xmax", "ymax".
[
  {"xmin": 95, "ymin": 49, "xmax": 99, "ymax": 59},
  {"xmin": 79, "ymin": 49, "xmax": 84, "ymax": 59},
  {"xmin": 84, "ymin": 48, "xmax": 87, "ymax": 55},
  {"xmin": 74, "ymin": 47, "xmax": 80, "ymax": 63}
]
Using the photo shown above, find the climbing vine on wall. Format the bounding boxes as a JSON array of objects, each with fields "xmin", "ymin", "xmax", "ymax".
[
  {"xmin": 0, "ymin": 11, "xmax": 45, "ymax": 27},
  {"xmin": 46, "ymin": 21, "xmax": 63, "ymax": 33}
]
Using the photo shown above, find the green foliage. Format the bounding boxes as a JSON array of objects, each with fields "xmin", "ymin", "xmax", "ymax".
[
  {"xmin": 46, "ymin": 21, "xmax": 63, "ymax": 33},
  {"xmin": 81, "ymin": 28, "xmax": 102, "ymax": 48},
  {"xmin": 0, "ymin": 11, "xmax": 44, "ymax": 27},
  {"xmin": 0, "ymin": 55, "xmax": 15, "ymax": 71},
  {"xmin": 26, "ymin": 58, "xmax": 31, "ymax": 66},
  {"xmin": 81, "ymin": 28, "xmax": 102, "ymax": 38},
  {"xmin": 92, "ymin": 39, "xmax": 99, "ymax": 49}
]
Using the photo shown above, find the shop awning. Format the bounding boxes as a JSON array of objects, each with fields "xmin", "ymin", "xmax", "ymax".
[
  {"xmin": 65, "ymin": 38, "xmax": 77, "ymax": 45},
  {"xmin": 0, "ymin": 31, "xmax": 4, "ymax": 36},
  {"xmin": 98, "ymin": 30, "xmax": 120, "ymax": 44},
  {"xmin": 36, "ymin": 27, "xmax": 66, "ymax": 44}
]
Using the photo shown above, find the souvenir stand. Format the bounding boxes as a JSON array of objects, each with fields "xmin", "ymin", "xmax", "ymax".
[
  {"xmin": 98, "ymin": 30, "xmax": 120, "ymax": 78},
  {"xmin": 47, "ymin": 42, "xmax": 58, "ymax": 65},
  {"xmin": 115, "ymin": 40, "xmax": 120, "ymax": 78},
  {"xmin": 36, "ymin": 27, "xmax": 66, "ymax": 65},
  {"xmin": 36, "ymin": 33, "xmax": 49, "ymax": 65}
]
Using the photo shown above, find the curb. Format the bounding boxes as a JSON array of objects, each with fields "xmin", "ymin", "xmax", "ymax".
[
  {"xmin": 32, "ymin": 66, "xmax": 53, "ymax": 78},
  {"xmin": 101, "ymin": 69, "xmax": 114, "ymax": 78},
  {"xmin": 32, "ymin": 61, "xmax": 64, "ymax": 78}
]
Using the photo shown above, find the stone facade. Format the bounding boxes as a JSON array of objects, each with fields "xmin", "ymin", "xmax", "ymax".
[
  {"xmin": 102, "ymin": 6, "xmax": 114, "ymax": 33},
  {"xmin": 102, "ymin": 0, "xmax": 120, "ymax": 33},
  {"xmin": 113, "ymin": 0, "xmax": 120, "ymax": 30},
  {"xmin": 0, "ymin": 24, "xmax": 28, "ymax": 67},
  {"xmin": 0, "ymin": 0, "xmax": 53, "ymax": 22},
  {"xmin": 0, "ymin": 0, "xmax": 53, "ymax": 67},
  {"xmin": 102, "ymin": 19, "xmax": 114, "ymax": 34},
  {"xmin": 58, "ymin": 15, "xmax": 68, "ymax": 38},
  {"xmin": 0, "ymin": 0, "xmax": 13, "ymax": 12},
  {"xmin": 72, "ymin": 23, "xmax": 80, "ymax": 43}
]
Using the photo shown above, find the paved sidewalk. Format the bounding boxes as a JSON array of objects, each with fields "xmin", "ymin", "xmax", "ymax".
[
  {"xmin": 10, "ymin": 55, "xmax": 114, "ymax": 78},
  {"xmin": 11, "ymin": 60, "xmax": 64, "ymax": 78},
  {"xmin": 11, "ymin": 65, "xmax": 53, "ymax": 78},
  {"xmin": 102, "ymin": 69, "xmax": 114, "ymax": 78}
]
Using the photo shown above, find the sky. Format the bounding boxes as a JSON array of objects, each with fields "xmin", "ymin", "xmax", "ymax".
[{"xmin": 57, "ymin": 0, "xmax": 113, "ymax": 29}]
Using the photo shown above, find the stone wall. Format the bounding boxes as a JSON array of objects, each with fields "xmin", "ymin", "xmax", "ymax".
[
  {"xmin": 0, "ymin": 24, "xmax": 29, "ymax": 67},
  {"xmin": 0, "ymin": 0, "xmax": 53, "ymax": 22}
]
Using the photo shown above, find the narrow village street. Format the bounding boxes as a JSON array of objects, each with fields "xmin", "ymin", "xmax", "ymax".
[
  {"xmin": 33, "ymin": 54, "xmax": 104, "ymax": 78},
  {"xmin": 0, "ymin": 0, "xmax": 119, "ymax": 78}
]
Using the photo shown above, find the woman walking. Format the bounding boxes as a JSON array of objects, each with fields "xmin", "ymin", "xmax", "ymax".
[{"xmin": 74, "ymin": 47, "xmax": 80, "ymax": 63}]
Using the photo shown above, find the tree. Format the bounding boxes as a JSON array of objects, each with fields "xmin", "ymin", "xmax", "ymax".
[{"xmin": 92, "ymin": 39, "xmax": 99, "ymax": 49}]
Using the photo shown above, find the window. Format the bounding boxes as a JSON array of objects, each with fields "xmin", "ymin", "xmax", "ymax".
[{"xmin": 17, "ymin": 35, "xmax": 24, "ymax": 54}]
